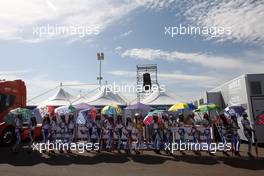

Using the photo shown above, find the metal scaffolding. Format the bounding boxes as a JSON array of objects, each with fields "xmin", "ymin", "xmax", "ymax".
[{"xmin": 136, "ymin": 64, "xmax": 158, "ymax": 103}]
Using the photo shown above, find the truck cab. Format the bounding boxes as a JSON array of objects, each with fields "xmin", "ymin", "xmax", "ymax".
[{"xmin": 0, "ymin": 80, "xmax": 26, "ymax": 145}]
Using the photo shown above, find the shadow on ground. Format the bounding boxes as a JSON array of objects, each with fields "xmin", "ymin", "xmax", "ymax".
[{"xmin": 0, "ymin": 147, "xmax": 263, "ymax": 170}]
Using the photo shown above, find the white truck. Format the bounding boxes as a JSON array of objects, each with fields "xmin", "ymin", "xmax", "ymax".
[{"xmin": 193, "ymin": 74, "xmax": 264, "ymax": 143}]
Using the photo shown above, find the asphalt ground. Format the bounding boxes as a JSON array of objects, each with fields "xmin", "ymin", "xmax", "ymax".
[{"xmin": 0, "ymin": 143, "xmax": 263, "ymax": 176}]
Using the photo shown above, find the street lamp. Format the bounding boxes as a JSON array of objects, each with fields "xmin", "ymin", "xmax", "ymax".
[{"xmin": 97, "ymin": 52, "xmax": 104, "ymax": 88}]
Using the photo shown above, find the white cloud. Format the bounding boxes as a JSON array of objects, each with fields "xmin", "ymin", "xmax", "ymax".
[
  {"xmin": 121, "ymin": 48, "xmax": 264, "ymax": 72},
  {"xmin": 119, "ymin": 30, "xmax": 133, "ymax": 38},
  {"xmin": 0, "ymin": 0, "xmax": 142, "ymax": 42},
  {"xmin": 176, "ymin": 0, "xmax": 264, "ymax": 45},
  {"xmin": 0, "ymin": 69, "xmax": 34, "ymax": 75},
  {"xmin": 159, "ymin": 72, "xmax": 213, "ymax": 82},
  {"xmin": 114, "ymin": 46, "xmax": 122, "ymax": 53},
  {"xmin": 2, "ymin": 0, "xmax": 262, "ymax": 45},
  {"xmin": 136, "ymin": 0, "xmax": 175, "ymax": 9},
  {"xmin": 133, "ymin": 0, "xmax": 264, "ymax": 45},
  {"xmin": 108, "ymin": 70, "xmax": 135, "ymax": 77},
  {"xmin": 109, "ymin": 70, "xmax": 215, "ymax": 83}
]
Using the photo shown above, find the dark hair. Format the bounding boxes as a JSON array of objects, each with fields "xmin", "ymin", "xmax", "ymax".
[
  {"xmin": 60, "ymin": 115, "xmax": 66, "ymax": 122},
  {"xmin": 107, "ymin": 117, "xmax": 113, "ymax": 124},
  {"xmin": 43, "ymin": 115, "xmax": 50, "ymax": 124},
  {"xmin": 52, "ymin": 116, "xmax": 57, "ymax": 122},
  {"xmin": 126, "ymin": 117, "xmax": 132, "ymax": 126},
  {"xmin": 231, "ymin": 115, "xmax": 237, "ymax": 121},
  {"xmin": 231, "ymin": 115, "xmax": 238, "ymax": 123},
  {"xmin": 96, "ymin": 114, "xmax": 101, "ymax": 120},
  {"xmin": 70, "ymin": 114, "xmax": 74, "ymax": 119},
  {"xmin": 31, "ymin": 116, "xmax": 37, "ymax": 126},
  {"xmin": 203, "ymin": 113, "xmax": 210, "ymax": 121},
  {"xmin": 153, "ymin": 115, "xmax": 158, "ymax": 122},
  {"xmin": 17, "ymin": 114, "xmax": 23, "ymax": 119},
  {"xmin": 220, "ymin": 114, "xmax": 228, "ymax": 127},
  {"xmin": 231, "ymin": 115, "xmax": 239, "ymax": 127},
  {"xmin": 179, "ymin": 114, "xmax": 184, "ymax": 122},
  {"xmin": 117, "ymin": 117, "xmax": 122, "ymax": 124},
  {"xmin": 68, "ymin": 114, "xmax": 74, "ymax": 123}
]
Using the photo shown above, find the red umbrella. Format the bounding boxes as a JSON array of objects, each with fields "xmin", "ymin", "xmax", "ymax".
[
  {"xmin": 89, "ymin": 108, "xmax": 97, "ymax": 120},
  {"xmin": 143, "ymin": 110, "xmax": 164, "ymax": 126},
  {"xmin": 257, "ymin": 113, "xmax": 264, "ymax": 125}
]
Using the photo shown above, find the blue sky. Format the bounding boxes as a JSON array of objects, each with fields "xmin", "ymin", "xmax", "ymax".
[{"xmin": 0, "ymin": 0, "xmax": 263, "ymax": 104}]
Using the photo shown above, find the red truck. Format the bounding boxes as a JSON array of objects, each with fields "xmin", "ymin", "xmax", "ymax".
[{"xmin": 0, "ymin": 80, "xmax": 41, "ymax": 145}]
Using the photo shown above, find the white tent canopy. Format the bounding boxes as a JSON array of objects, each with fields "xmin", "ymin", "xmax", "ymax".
[
  {"xmin": 141, "ymin": 88, "xmax": 178, "ymax": 106},
  {"xmin": 38, "ymin": 88, "xmax": 76, "ymax": 106},
  {"xmin": 73, "ymin": 86, "xmax": 127, "ymax": 106}
]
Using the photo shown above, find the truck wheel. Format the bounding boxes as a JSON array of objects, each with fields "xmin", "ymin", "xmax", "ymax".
[{"xmin": 1, "ymin": 128, "xmax": 15, "ymax": 146}]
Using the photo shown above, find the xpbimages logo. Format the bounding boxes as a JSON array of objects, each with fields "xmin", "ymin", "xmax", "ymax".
[
  {"xmin": 164, "ymin": 142, "xmax": 232, "ymax": 154},
  {"xmin": 32, "ymin": 142, "xmax": 100, "ymax": 153}
]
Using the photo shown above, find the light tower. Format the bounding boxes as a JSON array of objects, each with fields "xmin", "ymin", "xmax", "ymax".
[{"xmin": 97, "ymin": 52, "xmax": 104, "ymax": 88}]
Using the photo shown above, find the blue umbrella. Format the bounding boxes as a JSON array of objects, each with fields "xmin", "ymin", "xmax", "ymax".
[
  {"xmin": 187, "ymin": 103, "xmax": 197, "ymax": 110},
  {"xmin": 225, "ymin": 105, "xmax": 245, "ymax": 116},
  {"xmin": 76, "ymin": 109, "xmax": 89, "ymax": 124}
]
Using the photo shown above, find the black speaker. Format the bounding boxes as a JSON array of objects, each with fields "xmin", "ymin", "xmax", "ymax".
[{"xmin": 143, "ymin": 73, "xmax": 151, "ymax": 91}]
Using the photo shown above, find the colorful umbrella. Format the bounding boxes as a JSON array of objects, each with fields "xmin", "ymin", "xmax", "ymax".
[
  {"xmin": 90, "ymin": 108, "xmax": 97, "ymax": 120},
  {"xmin": 33, "ymin": 105, "xmax": 55, "ymax": 118},
  {"xmin": 224, "ymin": 105, "xmax": 245, "ymax": 116},
  {"xmin": 187, "ymin": 103, "xmax": 197, "ymax": 110},
  {"xmin": 143, "ymin": 110, "xmax": 164, "ymax": 125},
  {"xmin": 4, "ymin": 108, "xmax": 33, "ymax": 124},
  {"xmin": 256, "ymin": 112, "xmax": 264, "ymax": 125},
  {"xmin": 101, "ymin": 105, "xmax": 122, "ymax": 116},
  {"xmin": 194, "ymin": 104, "xmax": 219, "ymax": 113},
  {"xmin": 76, "ymin": 108, "xmax": 97, "ymax": 124},
  {"xmin": 11, "ymin": 108, "xmax": 33, "ymax": 120},
  {"xmin": 54, "ymin": 105, "xmax": 76, "ymax": 115},
  {"xmin": 168, "ymin": 103, "xmax": 197, "ymax": 112}
]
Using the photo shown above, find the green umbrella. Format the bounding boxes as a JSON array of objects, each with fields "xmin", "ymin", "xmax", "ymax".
[
  {"xmin": 68, "ymin": 105, "xmax": 76, "ymax": 113},
  {"xmin": 4, "ymin": 108, "xmax": 33, "ymax": 124},
  {"xmin": 148, "ymin": 110, "xmax": 164, "ymax": 115},
  {"xmin": 194, "ymin": 104, "xmax": 220, "ymax": 113},
  {"xmin": 54, "ymin": 105, "xmax": 76, "ymax": 115}
]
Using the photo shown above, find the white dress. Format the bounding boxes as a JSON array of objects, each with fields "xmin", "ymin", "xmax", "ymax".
[
  {"xmin": 68, "ymin": 121, "xmax": 74, "ymax": 130},
  {"xmin": 131, "ymin": 127, "xmax": 139, "ymax": 141},
  {"xmin": 91, "ymin": 125, "xmax": 99, "ymax": 139},
  {"xmin": 121, "ymin": 128, "xmax": 128, "ymax": 140},
  {"xmin": 114, "ymin": 123, "xmax": 123, "ymax": 140},
  {"xmin": 50, "ymin": 121, "xmax": 57, "ymax": 131},
  {"xmin": 101, "ymin": 127, "xmax": 108, "ymax": 140}
]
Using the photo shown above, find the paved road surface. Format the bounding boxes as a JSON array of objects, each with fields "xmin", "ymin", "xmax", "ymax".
[{"xmin": 0, "ymin": 144, "xmax": 263, "ymax": 176}]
